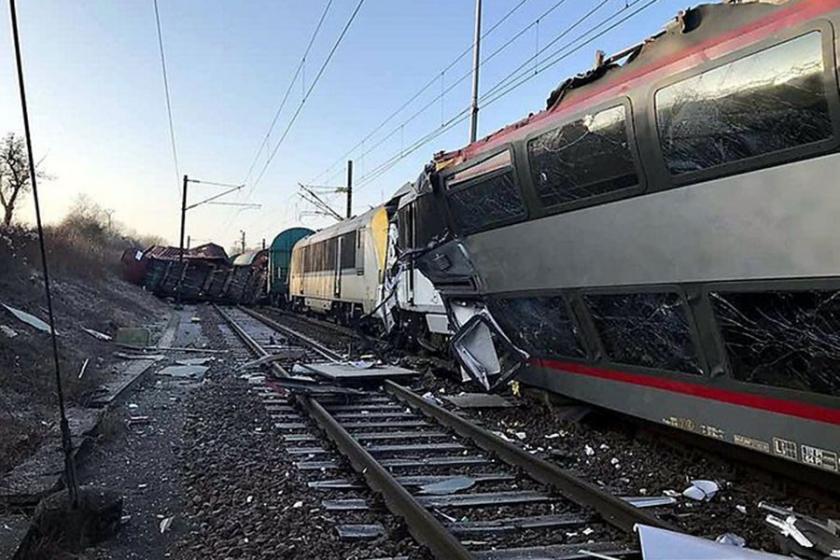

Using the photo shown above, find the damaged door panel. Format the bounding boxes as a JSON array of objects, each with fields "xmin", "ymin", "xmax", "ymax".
[{"xmin": 450, "ymin": 312, "xmax": 529, "ymax": 392}]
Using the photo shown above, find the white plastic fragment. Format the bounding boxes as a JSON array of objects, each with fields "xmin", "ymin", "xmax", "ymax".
[
  {"xmin": 159, "ymin": 516, "xmax": 174, "ymax": 534},
  {"xmin": 584, "ymin": 445, "xmax": 595, "ymax": 456},
  {"xmin": 716, "ymin": 533, "xmax": 747, "ymax": 547},
  {"xmin": 2, "ymin": 303, "xmax": 52, "ymax": 333},
  {"xmin": 0, "ymin": 325, "xmax": 17, "ymax": 338},
  {"xmin": 291, "ymin": 501, "xmax": 303, "ymax": 508},
  {"xmin": 544, "ymin": 433, "xmax": 560, "ymax": 439},
  {"xmin": 736, "ymin": 505, "xmax": 748, "ymax": 515},
  {"xmin": 682, "ymin": 479, "xmax": 719, "ymax": 501},
  {"xmin": 77, "ymin": 358, "xmax": 90, "ymax": 380},
  {"xmin": 82, "ymin": 327, "xmax": 112, "ymax": 341}
]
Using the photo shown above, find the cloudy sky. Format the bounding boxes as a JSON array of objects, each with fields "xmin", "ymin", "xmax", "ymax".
[{"xmin": 0, "ymin": 0, "xmax": 687, "ymax": 248}]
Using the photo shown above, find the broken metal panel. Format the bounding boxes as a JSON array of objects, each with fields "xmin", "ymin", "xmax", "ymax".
[
  {"xmin": 450, "ymin": 312, "xmax": 529, "ymax": 392},
  {"xmin": 656, "ymin": 32, "xmax": 831, "ymax": 177},
  {"xmin": 336, "ymin": 523, "xmax": 385, "ymax": 540},
  {"xmin": 711, "ymin": 289, "xmax": 840, "ymax": 397},
  {"xmin": 301, "ymin": 362, "xmax": 418, "ymax": 382},
  {"xmin": 442, "ymin": 393, "xmax": 514, "ymax": 409},
  {"xmin": 636, "ymin": 525, "xmax": 787, "ymax": 559},
  {"xmin": 583, "ymin": 292, "xmax": 702, "ymax": 374}
]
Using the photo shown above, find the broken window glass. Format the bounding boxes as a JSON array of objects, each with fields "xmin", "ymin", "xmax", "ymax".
[
  {"xmin": 488, "ymin": 296, "xmax": 585, "ymax": 359},
  {"xmin": 446, "ymin": 152, "xmax": 526, "ymax": 235},
  {"xmin": 584, "ymin": 292, "xmax": 702, "ymax": 374},
  {"xmin": 527, "ymin": 105, "xmax": 638, "ymax": 207},
  {"xmin": 656, "ymin": 32, "xmax": 832, "ymax": 177},
  {"xmin": 446, "ymin": 171, "xmax": 526, "ymax": 235},
  {"xmin": 711, "ymin": 290, "xmax": 840, "ymax": 396}
]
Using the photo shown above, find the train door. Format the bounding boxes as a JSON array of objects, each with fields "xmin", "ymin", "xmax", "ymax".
[{"xmin": 334, "ymin": 236, "xmax": 342, "ymax": 298}]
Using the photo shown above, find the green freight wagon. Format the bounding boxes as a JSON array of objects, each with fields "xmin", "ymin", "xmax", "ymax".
[{"xmin": 267, "ymin": 227, "xmax": 314, "ymax": 307}]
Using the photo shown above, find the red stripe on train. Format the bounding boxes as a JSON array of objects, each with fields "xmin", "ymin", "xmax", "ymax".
[{"xmin": 534, "ymin": 358, "xmax": 840, "ymax": 426}]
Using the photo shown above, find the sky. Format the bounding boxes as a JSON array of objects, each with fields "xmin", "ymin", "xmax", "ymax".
[{"xmin": 0, "ymin": 0, "xmax": 690, "ymax": 250}]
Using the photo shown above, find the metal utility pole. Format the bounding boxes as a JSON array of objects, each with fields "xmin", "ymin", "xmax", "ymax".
[
  {"xmin": 240, "ymin": 230, "xmax": 246, "ymax": 253},
  {"xmin": 187, "ymin": 235, "xmax": 191, "ymax": 249},
  {"xmin": 261, "ymin": 238, "xmax": 265, "ymax": 250},
  {"xmin": 469, "ymin": 0, "xmax": 482, "ymax": 143},
  {"xmin": 346, "ymin": 160, "xmax": 353, "ymax": 219},
  {"xmin": 176, "ymin": 176, "xmax": 253, "ymax": 306}
]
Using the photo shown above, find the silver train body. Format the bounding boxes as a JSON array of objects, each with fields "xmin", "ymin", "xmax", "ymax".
[{"xmin": 415, "ymin": 0, "xmax": 840, "ymax": 474}]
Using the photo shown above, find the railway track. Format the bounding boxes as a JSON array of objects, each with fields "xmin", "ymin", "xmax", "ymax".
[{"xmin": 215, "ymin": 304, "xmax": 678, "ymax": 559}]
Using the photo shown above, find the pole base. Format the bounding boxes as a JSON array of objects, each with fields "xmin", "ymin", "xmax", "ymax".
[{"xmin": 18, "ymin": 486, "xmax": 123, "ymax": 557}]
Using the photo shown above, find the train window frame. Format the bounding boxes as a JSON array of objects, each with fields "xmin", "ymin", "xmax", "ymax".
[
  {"xmin": 520, "ymin": 97, "xmax": 646, "ymax": 216},
  {"xmin": 650, "ymin": 21, "xmax": 840, "ymax": 187},
  {"xmin": 441, "ymin": 145, "xmax": 529, "ymax": 236},
  {"xmin": 703, "ymin": 277, "xmax": 840, "ymax": 407},
  {"xmin": 578, "ymin": 285, "xmax": 709, "ymax": 378}
]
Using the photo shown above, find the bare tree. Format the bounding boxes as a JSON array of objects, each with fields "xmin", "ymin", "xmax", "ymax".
[{"xmin": 0, "ymin": 132, "xmax": 48, "ymax": 227}]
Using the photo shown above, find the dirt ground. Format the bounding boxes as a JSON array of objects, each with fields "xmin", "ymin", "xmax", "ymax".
[{"xmin": 0, "ymin": 227, "xmax": 169, "ymax": 476}]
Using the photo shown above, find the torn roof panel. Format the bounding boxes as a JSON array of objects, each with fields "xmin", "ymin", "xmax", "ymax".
[{"xmin": 434, "ymin": 0, "xmax": 805, "ymax": 169}]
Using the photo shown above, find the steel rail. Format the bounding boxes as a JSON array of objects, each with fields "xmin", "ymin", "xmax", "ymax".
[
  {"xmin": 384, "ymin": 380, "xmax": 680, "ymax": 535},
  {"xmin": 214, "ymin": 305, "xmax": 475, "ymax": 560},
  {"xmin": 237, "ymin": 305, "xmax": 342, "ymax": 362}
]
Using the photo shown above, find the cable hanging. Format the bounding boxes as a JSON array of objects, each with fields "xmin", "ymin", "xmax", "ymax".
[
  {"xmin": 153, "ymin": 0, "xmax": 180, "ymax": 195},
  {"xmin": 8, "ymin": 0, "xmax": 80, "ymax": 507}
]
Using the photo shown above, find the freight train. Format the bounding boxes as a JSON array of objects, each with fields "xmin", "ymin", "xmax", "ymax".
[{"xmin": 407, "ymin": 0, "xmax": 840, "ymax": 475}]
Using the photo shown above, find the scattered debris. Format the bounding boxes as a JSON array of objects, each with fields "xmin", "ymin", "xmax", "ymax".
[
  {"xmin": 159, "ymin": 516, "xmax": 174, "ymax": 534},
  {"xmin": 682, "ymin": 479, "xmax": 719, "ymax": 501},
  {"xmin": 114, "ymin": 327, "xmax": 151, "ymax": 346},
  {"xmin": 336, "ymin": 523, "xmax": 385, "ymax": 540},
  {"xmin": 584, "ymin": 445, "xmax": 595, "ymax": 456},
  {"xmin": 2, "ymin": 303, "xmax": 52, "ymax": 333},
  {"xmin": 190, "ymin": 316, "xmax": 201, "ymax": 323},
  {"xmin": 301, "ymin": 361, "xmax": 417, "ymax": 382},
  {"xmin": 117, "ymin": 344, "xmax": 226, "ymax": 354},
  {"xmin": 760, "ymin": 502, "xmax": 840, "ymax": 559},
  {"xmin": 347, "ymin": 360, "xmax": 375, "ymax": 369},
  {"xmin": 621, "ymin": 496, "xmax": 677, "ymax": 509},
  {"xmin": 419, "ymin": 476, "xmax": 476, "ymax": 495},
  {"xmin": 716, "ymin": 533, "xmax": 747, "ymax": 547},
  {"xmin": 421, "ymin": 391, "xmax": 443, "ymax": 406},
  {"xmin": 128, "ymin": 416, "xmax": 150, "ymax": 426},
  {"xmin": 1, "ymin": 324, "xmax": 18, "ymax": 338},
  {"xmin": 157, "ymin": 365, "xmax": 209, "ymax": 380},
  {"xmin": 737, "ymin": 505, "xmax": 748, "ymax": 515},
  {"xmin": 292, "ymin": 501, "xmax": 303, "ymax": 509},
  {"xmin": 443, "ymin": 392, "xmax": 514, "ymax": 409},
  {"xmin": 77, "ymin": 358, "xmax": 90, "ymax": 380},
  {"xmin": 636, "ymin": 524, "xmax": 787, "ymax": 559},
  {"xmin": 175, "ymin": 357, "xmax": 213, "ymax": 366},
  {"xmin": 82, "ymin": 327, "xmax": 112, "ymax": 341},
  {"xmin": 237, "ymin": 354, "xmax": 287, "ymax": 371},
  {"xmin": 128, "ymin": 403, "xmax": 139, "ymax": 409}
]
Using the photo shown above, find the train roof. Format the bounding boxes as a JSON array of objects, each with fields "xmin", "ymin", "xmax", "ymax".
[
  {"xmin": 232, "ymin": 249, "xmax": 267, "ymax": 266},
  {"xmin": 269, "ymin": 227, "xmax": 315, "ymax": 252},
  {"xmin": 434, "ymin": 0, "xmax": 811, "ymax": 168},
  {"xmin": 296, "ymin": 205, "xmax": 386, "ymax": 246}
]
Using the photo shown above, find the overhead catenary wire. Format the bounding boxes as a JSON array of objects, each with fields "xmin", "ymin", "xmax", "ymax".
[
  {"xmin": 152, "ymin": 0, "xmax": 180, "ymax": 195},
  {"xmin": 307, "ymin": 0, "xmax": 541, "ymax": 186},
  {"xmin": 310, "ymin": 0, "xmax": 572, "ymax": 193},
  {"xmin": 241, "ymin": 0, "xmax": 335, "ymax": 186},
  {"xmin": 353, "ymin": 0, "xmax": 661, "ymax": 191},
  {"xmin": 8, "ymin": 0, "xmax": 80, "ymax": 507},
  {"xmin": 246, "ymin": 0, "xmax": 365, "ymax": 195}
]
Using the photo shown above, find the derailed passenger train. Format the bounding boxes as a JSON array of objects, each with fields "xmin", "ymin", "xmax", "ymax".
[{"xmin": 410, "ymin": 0, "xmax": 840, "ymax": 474}]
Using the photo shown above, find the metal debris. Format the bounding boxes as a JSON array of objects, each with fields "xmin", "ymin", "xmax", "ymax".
[
  {"xmin": 82, "ymin": 327, "xmax": 112, "ymax": 341},
  {"xmin": 114, "ymin": 352, "xmax": 165, "ymax": 361},
  {"xmin": 620, "ymin": 496, "xmax": 677, "ymax": 509},
  {"xmin": 159, "ymin": 516, "xmax": 174, "ymax": 534},
  {"xmin": 1, "ymin": 325, "xmax": 18, "ymax": 338},
  {"xmin": 157, "ymin": 365, "xmax": 209, "ymax": 380},
  {"xmin": 175, "ymin": 357, "xmax": 213, "ymax": 366},
  {"xmin": 2, "ymin": 303, "xmax": 52, "ymax": 333},
  {"xmin": 760, "ymin": 502, "xmax": 840, "ymax": 559},
  {"xmin": 636, "ymin": 525, "xmax": 787, "ymax": 559},
  {"xmin": 418, "ymin": 476, "xmax": 476, "ymax": 495},
  {"xmin": 443, "ymin": 392, "xmax": 514, "ymax": 409},
  {"xmin": 682, "ymin": 479, "xmax": 719, "ymax": 501},
  {"xmin": 716, "ymin": 533, "xmax": 747, "ymax": 547},
  {"xmin": 336, "ymin": 523, "xmax": 385, "ymax": 540}
]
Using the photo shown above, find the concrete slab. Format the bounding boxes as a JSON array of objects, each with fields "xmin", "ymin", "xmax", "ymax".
[{"xmin": 302, "ymin": 362, "xmax": 418, "ymax": 382}]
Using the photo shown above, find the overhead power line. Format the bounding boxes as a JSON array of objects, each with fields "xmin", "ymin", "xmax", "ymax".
[
  {"xmin": 307, "ymin": 0, "xmax": 536, "ymax": 186},
  {"xmin": 242, "ymin": 0, "xmax": 335, "ymax": 186},
  {"xmin": 152, "ymin": 0, "xmax": 180, "ymax": 195},
  {"xmin": 247, "ymin": 0, "xmax": 366, "ymax": 194},
  {"xmin": 353, "ymin": 0, "xmax": 660, "ymax": 191}
]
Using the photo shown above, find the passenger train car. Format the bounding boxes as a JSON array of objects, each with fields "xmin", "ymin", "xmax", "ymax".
[
  {"xmin": 415, "ymin": 0, "xmax": 840, "ymax": 474},
  {"xmin": 288, "ymin": 182, "xmax": 450, "ymax": 345}
]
